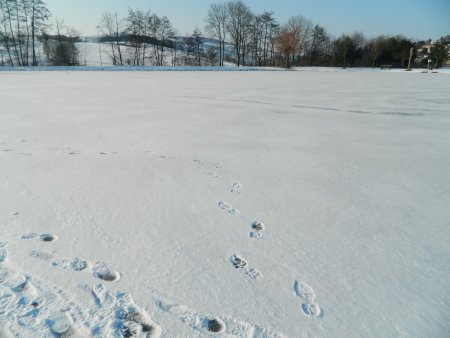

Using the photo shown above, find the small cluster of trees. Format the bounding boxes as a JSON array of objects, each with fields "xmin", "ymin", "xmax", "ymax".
[
  {"xmin": 99, "ymin": 9, "xmax": 176, "ymax": 66},
  {"xmin": 0, "ymin": 0, "xmax": 49, "ymax": 66},
  {"xmin": 0, "ymin": 0, "xmax": 83, "ymax": 66},
  {"xmin": 41, "ymin": 19, "xmax": 81, "ymax": 66},
  {"xmin": 205, "ymin": 2, "xmax": 278, "ymax": 66}
]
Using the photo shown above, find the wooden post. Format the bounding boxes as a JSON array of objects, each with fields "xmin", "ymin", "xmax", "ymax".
[{"xmin": 406, "ymin": 47, "xmax": 414, "ymax": 71}]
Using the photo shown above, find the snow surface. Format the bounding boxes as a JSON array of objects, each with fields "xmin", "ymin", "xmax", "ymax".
[{"xmin": 0, "ymin": 70, "xmax": 449, "ymax": 337}]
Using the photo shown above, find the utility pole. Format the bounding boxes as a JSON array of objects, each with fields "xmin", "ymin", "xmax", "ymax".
[{"xmin": 96, "ymin": 25, "xmax": 103, "ymax": 66}]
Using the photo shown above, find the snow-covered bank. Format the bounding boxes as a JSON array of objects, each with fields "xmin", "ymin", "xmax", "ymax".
[
  {"xmin": 0, "ymin": 70, "xmax": 449, "ymax": 337},
  {"xmin": 2, "ymin": 65, "xmax": 449, "ymax": 73},
  {"xmin": 0, "ymin": 66, "xmax": 283, "ymax": 72}
]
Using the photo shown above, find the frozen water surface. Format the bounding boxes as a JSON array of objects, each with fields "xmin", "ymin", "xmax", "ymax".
[{"xmin": 0, "ymin": 69, "xmax": 449, "ymax": 337}]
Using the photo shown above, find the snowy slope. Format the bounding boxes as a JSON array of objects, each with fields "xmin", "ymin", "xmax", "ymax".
[{"xmin": 0, "ymin": 70, "xmax": 449, "ymax": 337}]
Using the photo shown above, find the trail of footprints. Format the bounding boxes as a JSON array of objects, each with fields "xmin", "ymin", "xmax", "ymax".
[
  {"xmin": 217, "ymin": 181, "xmax": 266, "ymax": 280},
  {"xmin": 23, "ymin": 233, "xmax": 121, "ymax": 282},
  {"xmin": 0, "ymin": 156, "xmax": 321, "ymax": 336},
  {"xmin": 1, "ymin": 235, "xmax": 283, "ymax": 337},
  {"xmin": 2, "ymin": 231, "xmax": 286, "ymax": 336},
  {"xmin": 218, "ymin": 178, "xmax": 322, "ymax": 318}
]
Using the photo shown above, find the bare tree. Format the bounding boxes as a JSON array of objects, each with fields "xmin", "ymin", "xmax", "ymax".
[
  {"xmin": 126, "ymin": 8, "xmax": 150, "ymax": 66},
  {"xmin": 260, "ymin": 12, "xmax": 277, "ymax": 66},
  {"xmin": 30, "ymin": 0, "xmax": 50, "ymax": 65},
  {"xmin": 205, "ymin": 2, "xmax": 227, "ymax": 66},
  {"xmin": 0, "ymin": 0, "xmax": 21, "ymax": 65},
  {"xmin": 0, "ymin": 0, "xmax": 14, "ymax": 65},
  {"xmin": 100, "ymin": 12, "xmax": 118, "ymax": 65},
  {"xmin": 148, "ymin": 13, "xmax": 160, "ymax": 65},
  {"xmin": 226, "ymin": 0, "xmax": 253, "ymax": 66},
  {"xmin": 192, "ymin": 27, "xmax": 203, "ymax": 66},
  {"xmin": 157, "ymin": 15, "xmax": 175, "ymax": 66}
]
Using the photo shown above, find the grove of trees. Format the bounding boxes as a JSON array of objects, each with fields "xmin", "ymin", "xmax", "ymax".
[{"xmin": 0, "ymin": 0, "xmax": 448, "ymax": 68}]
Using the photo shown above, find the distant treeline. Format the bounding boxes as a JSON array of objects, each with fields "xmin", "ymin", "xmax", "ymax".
[{"xmin": 1, "ymin": 0, "xmax": 448, "ymax": 67}]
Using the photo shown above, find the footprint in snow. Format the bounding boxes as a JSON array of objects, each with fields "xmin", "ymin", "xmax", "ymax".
[
  {"xmin": 40, "ymin": 234, "xmax": 59, "ymax": 242},
  {"xmin": 48, "ymin": 312, "xmax": 74, "ymax": 336},
  {"xmin": 1, "ymin": 265, "xmax": 92, "ymax": 336},
  {"xmin": 0, "ymin": 248, "xmax": 8, "ymax": 263},
  {"xmin": 0, "ymin": 269, "xmax": 33, "ymax": 294},
  {"xmin": 231, "ymin": 182, "xmax": 243, "ymax": 194},
  {"xmin": 230, "ymin": 254, "xmax": 248, "ymax": 269},
  {"xmin": 203, "ymin": 170, "xmax": 221, "ymax": 179},
  {"xmin": 249, "ymin": 220, "xmax": 265, "ymax": 240},
  {"xmin": 159, "ymin": 301, "xmax": 283, "ymax": 337},
  {"xmin": 193, "ymin": 159, "xmax": 222, "ymax": 178},
  {"xmin": 52, "ymin": 257, "xmax": 90, "ymax": 272},
  {"xmin": 293, "ymin": 280, "xmax": 322, "ymax": 317},
  {"xmin": 218, "ymin": 201, "xmax": 240, "ymax": 215},
  {"xmin": 230, "ymin": 255, "xmax": 264, "ymax": 281},
  {"xmin": 91, "ymin": 283, "xmax": 162, "ymax": 337},
  {"xmin": 245, "ymin": 268, "xmax": 264, "ymax": 280},
  {"xmin": 93, "ymin": 262, "xmax": 121, "ymax": 282},
  {"xmin": 21, "ymin": 233, "xmax": 59, "ymax": 242},
  {"xmin": 30, "ymin": 250, "xmax": 54, "ymax": 261},
  {"xmin": 39, "ymin": 255, "xmax": 120, "ymax": 282}
]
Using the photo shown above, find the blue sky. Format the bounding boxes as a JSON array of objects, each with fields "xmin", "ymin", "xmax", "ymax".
[{"xmin": 45, "ymin": 0, "xmax": 449, "ymax": 40}]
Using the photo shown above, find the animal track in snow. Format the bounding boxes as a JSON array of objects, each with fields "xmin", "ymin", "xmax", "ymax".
[
  {"xmin": 218, "ymin": 201, "xmax": 240, "ymax": 215},
  {"xmin": 293, "ymin": 280, "xmax": 321, "ymax": 317},
  {"xmin": 0, "ymin": 241, "xmax": 8, "ymax": 248}
]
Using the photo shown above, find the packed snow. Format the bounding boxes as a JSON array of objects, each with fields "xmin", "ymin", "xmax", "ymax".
[{"xmin": 0, "ymin": 69, "xmax": 449, "ymax": 337}]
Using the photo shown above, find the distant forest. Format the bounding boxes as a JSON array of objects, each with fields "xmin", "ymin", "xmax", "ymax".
[{"xmin": 0, "ymin": 0, "xmax": 448, "ymax": 68}]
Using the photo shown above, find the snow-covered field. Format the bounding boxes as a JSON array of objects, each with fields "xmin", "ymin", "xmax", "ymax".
[{"xmin": 0, "ymin": 70, "xmax": 449, "ymax": 337}]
